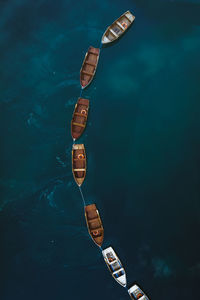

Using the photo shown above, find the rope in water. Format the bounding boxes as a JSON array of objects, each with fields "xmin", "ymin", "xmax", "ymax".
[
  {"xmin": 79, "ymin": 88, "xmax": 83, "ymax": 98},
  {"xmin": 78, "ymin": 186, "xmax": 86, "ymax": 207}
]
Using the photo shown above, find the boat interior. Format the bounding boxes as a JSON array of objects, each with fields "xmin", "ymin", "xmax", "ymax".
[
  {"xmin": 85, "ymin": 205, "xmax": 103, "ymax": 244},
  {"xmin": 109, "ymin": 261, "xmax": 122, "ymax": 272},
  {"xmin": 72, "ymin": 145, "xmax": 86, "ymax": 185},
  {"xmin": 81, "ymin": 47, "xmax": 99, "ymax": 87},
  {"xmin": 104, "ymin": 13, "xmax": 133, "ymax": 42},
  {"xmin": 104, "ymin": 249, "xmax": 125, "ymax": 279},
  {"xmin": 113, "ymin": 269, "xmax": 125, "ymax": 278},
  {"xmin": 106, "ymin": 251, "xmax": 116, "ymax": 263},
  {"xmin": 72, "ymin": 99, "xmax": 89, "ymax": 138},
  {"xmin": 129, "ymin": 286, "xmax": 147, "ymax": 300}
]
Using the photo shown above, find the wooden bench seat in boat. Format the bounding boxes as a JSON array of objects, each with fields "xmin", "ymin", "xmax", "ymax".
[
  {"xmin": 85, "ymin": 61, "xmax": 97, "ymax": 67},
  {"xmin": 88, "ymin": 48, "xmax": 99, "ymax": 55},
  {"xmin": 109, "ymin": 28, "xmax": 118, "ymax": 37},
  {"xmin": 72, "ymin": 122, "xmax": 85, "ymax": 128},
  {"xmin": 116, "ymin": 21, "xmax": 125, "ymax": 30},
  {"xmin": 82, "ymin": 70, "xmax": 94, "ymax": 77},
  {"xmin": 74, "ymin": 112, "xmax": 87, "ymax": 118},
  {"xmin": 89, "ymin": 220, "xmax": 101, "ymax": 230},
  {"xmin": 87, "ymin": 210, "xmax": 98, "ymax": 220}
]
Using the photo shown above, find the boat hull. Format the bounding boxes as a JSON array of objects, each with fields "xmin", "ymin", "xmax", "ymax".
[
  {"xmin": 128, "ymin": 284, "xmax": 149, "ymax": 300},
  {"xmin": 101, "ymin": 10, "xmax": 135, "ymax": 44},
  {"xmin": 71, "ymin": 98, "xmax": 89, "ymax": 140},
  {"xmin": 85, "ymin": 204, "xmax": 104, "ymax": 247},
  {"xmin": 102, "ymin": 246, "xmax": 127, "ymax": 287},
  {"xmin": 80, "ymin": 46, "xmax": 100, "ymax": 89},
  {"xmin": 72, "ymin": 144, "xmax": 86, "ymax": 187}
]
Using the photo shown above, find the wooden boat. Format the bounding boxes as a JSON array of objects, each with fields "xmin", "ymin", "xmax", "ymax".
[
  {"xmin": 72, "ymin": 144, "xmax": 86, "ymax": 187},
  {"xmin": 85, "ymin": 204, "xmax": 104, "ymax": 247},
  {"xmin": 71, "ymin": 98, "xmax": 89, "ymax": 141},
  {"xmin": 102, "ymin": 247, "xmax": 127, "ymax": 287},
  {"xmin": 101, "ymin": 11, "xmax": 135, "ymax": 44},
  {"xmin": 80, "ymin": 46, "xmax": 100, "ymax": 89},
  {"xmin": 128, "ymin": 284, "xmax": 149, "ymax": 300}
]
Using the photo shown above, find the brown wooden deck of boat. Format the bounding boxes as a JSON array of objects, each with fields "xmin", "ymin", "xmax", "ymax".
[
  {"xmin": 72, "ymin": 144, "xmax": 86, "ymax": 187},
  {"xmin": 71, "ymin": 98, "xmax": 89, "ymax": 141},
  {"xmin": 85, "ymin": 204, "xmax": 104, "ymax": 247},
  {"xmin": 80, "ymin": 46, "xmax": 100, "ymax": 89}
]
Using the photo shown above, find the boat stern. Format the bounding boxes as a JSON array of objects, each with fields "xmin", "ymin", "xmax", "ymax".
[
  {"xmin": 76, "ymin": 178, "xmax": 84, "ymax": 186},
  {"xmin": 80, "ymin": 80, "xmax": 88, "ymax": 89},
  {"xmin": 125, "ymin": 10, "xmax": 135, "ymax": 22},
  {"xmin": 102, "ymin": 246, "xmax": 114, "ymax": 260},
  {"xmin": 102, "ymin": 35, "xmax": 111, "ymax": 44},
  {"xmin": 71, "ymin": 131, "xmax": 79, "ymax": 141},
  {"xmin": 116, "ymin": 273, "xmax": 127, "ymax": 287},
  {"xmin": 72, "ymin": 144, "xmax": 84, "ymax": 150},
  {"xmin": 94, "ymin": 235, "xmax": 104, "ymax": 247},
  {"xmin": 128, "ymin": 284, "xmax": 149, "ymax": 300}
]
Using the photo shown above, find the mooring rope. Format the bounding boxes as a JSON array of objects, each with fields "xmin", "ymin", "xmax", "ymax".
[
  {"xmin": 79, "ymin": 88, "xmax": 83, "ymax": 98},
  {"xmin": 99, "ymin": 41, "xmax": 103, "ymax": 50},
  {"xmin": 79, "ymin": 186, "xmax": 86, "ymax": 207}
]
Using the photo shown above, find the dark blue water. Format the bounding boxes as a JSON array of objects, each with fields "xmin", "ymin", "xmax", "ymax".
[{"xmin": 0, "ymin": 1, "xmax": 200, "ymax": 299}]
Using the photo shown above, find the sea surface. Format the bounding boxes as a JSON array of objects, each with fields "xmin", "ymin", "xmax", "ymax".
[{"xmin": 0, "ymin": 1, "xmax": 200, "ymax": 299}]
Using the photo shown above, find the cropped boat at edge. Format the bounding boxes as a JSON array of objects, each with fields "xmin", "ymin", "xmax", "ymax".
[
  {"xmin": 101, "ymin": 11, "xmax": 135, "ymax": 44},
  {"xmin": 72, "ymin": 144, "xmax": 86, "ymax": 187},
  {"xmin": 102, "ymin": 246, "xmax": 127, "ymax": 287},
  {"xmin": 85, "ymin": 204, "xmax": 104, "ymax": 247},
  {"xmin": 80, "ymin": 46, "xmax": 100, "ymax": 89},
  {"xmin": 128, "ymin": 284, "xmax": 149, "ymax": 300},
  {"xmin": 71, "ymin": 98, "xmax": 89, "ymax": 141}
]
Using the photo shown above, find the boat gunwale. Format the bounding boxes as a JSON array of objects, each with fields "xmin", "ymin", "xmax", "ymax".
[
  {"xmin": 102, "ymin": 10, "xmax": 135, "ymax": 44},
  {"xmin": 71, "ymin": 98, "xmax": 89, "ymax": 140},
  {"xmin": 85, "ymin": 205, "xmax": 104, "ymax": 247},
  {"xmin": 80, "ymin": 47, "xmax": 100, "ymax": 89},
  {"xmin": 102, "ymin": 247, "xmax": 127, "ymax": 287},
  {"xmin": 72, "ymin": 144, "xmax": 86, "ymax": 187}
]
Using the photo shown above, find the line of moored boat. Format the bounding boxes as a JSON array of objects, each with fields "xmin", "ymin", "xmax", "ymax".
[{"xmin": 70, "ymin": 10, "xmax": 150, "ymax": 300}]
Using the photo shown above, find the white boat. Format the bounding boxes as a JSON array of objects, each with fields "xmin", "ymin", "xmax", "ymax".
[
  {"xmin": 102, "ymin": 246, "xmax": 127, "ymax": 287},
  {"xmin": 101, "ymin": 11, "xmax": 135, "ymax": 44},
  {"xmin": 128, "ymin": 284, "xmax": 149, "ymax": 300}
]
